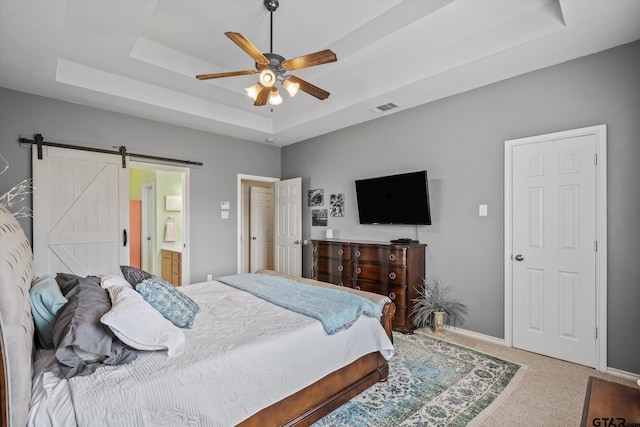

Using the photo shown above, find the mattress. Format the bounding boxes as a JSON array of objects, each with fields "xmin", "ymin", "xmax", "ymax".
[{"xmin": 29, "ymin": 280, "xmax": 394, "ymax": 426}]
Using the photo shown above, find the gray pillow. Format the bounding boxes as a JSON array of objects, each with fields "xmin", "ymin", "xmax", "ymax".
[
  {"xmin": 136, "ymin": 276, "xmax": 200, "ymax": 328},
  {"xmin": 55, "ymin": 272, "xmax": 84, "ymax": 295},
  {"xmin": 52, "ymin": 277, "xmax": 138, "ymax": 378},
  {"xmin": 120, "ymin": 265, "xmax": 152, "ymax": 287}
]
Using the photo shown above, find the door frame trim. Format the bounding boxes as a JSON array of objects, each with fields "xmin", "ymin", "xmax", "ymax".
[
  {"xmin": 141, "ymin": 182, "xmax": 155, "ymax": 273},
  {"xmin": 237, "ymin": 174, "xmax": 280, "ymax": 274},
  {"xmin": 131, "ymin": 161, "xmax": 190, "ymax": 286},
  {"xmin": 503, "ymin": 124, "xmax": 607, "ymax": 371}
]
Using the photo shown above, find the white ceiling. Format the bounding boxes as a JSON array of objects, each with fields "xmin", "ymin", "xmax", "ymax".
[{"xmin": 1, "ymin": 0, "xmax": 639, "ymax": 147}]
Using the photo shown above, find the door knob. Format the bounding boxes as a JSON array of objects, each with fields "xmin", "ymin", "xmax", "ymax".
[
  {"xmin": 514, "ymin": 254, "xmax": 524, "ymax": 261},
  {"xmin": 252, "ymin": 236, "xmax": 257, "ymax": 240}
]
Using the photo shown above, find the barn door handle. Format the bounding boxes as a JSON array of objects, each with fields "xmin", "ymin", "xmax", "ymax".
[{"xmin": 123, "ymin": 229, "xmax": 128, "ymax": 247}]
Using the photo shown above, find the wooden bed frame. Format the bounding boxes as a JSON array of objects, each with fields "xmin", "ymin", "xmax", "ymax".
[{"xmin": 0, "ymin": 204, "xmax": 395, "ymax": 427}]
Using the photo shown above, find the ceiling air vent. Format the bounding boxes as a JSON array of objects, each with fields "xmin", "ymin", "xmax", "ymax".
[{"xmin": 369, "ymin": 102, "xmax": 399, "ymax": 113}]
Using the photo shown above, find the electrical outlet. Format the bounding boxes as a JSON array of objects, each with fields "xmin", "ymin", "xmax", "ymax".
[{"xmin": 207, "ymin": 274, "xmax": 213, "ymax": 281}]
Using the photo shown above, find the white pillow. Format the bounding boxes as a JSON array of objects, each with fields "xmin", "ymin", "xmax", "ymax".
[
  {"xmin": 101, "ymin": 286, "xmax": 185, "ymax": 356},
  {"xmin": 99, "ymin": 274, "xmax": 134, "ymax": 290}
]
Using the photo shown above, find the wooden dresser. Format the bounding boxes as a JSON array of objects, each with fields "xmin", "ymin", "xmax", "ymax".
[
  {"xmin": 161, "ymin": 249, "xmax": 182, "ymax": 286},
  {"xmin": 311, "ymin": 239, "xmax": 426, "ymax": 333}
]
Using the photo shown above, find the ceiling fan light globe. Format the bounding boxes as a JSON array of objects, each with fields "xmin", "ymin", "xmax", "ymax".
[
  {"xmin": 269, "ymin": 88, "xmax": 283, "ymax": 105},
  {"xmin": 259, "ymin": 69, "xmax": 276, "ymax": 87},
  {"xmin": 245, "ymin": 83, "xmax": 262, "ymax": 100},
  {"xmin": 283, "ymin": 79, "xmax": 300, "ymax": 97}
]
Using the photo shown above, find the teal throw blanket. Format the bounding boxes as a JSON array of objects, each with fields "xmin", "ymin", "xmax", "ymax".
[{"xmin": 215, "ymin": 273, "xmax": 382, "ymax": 335}]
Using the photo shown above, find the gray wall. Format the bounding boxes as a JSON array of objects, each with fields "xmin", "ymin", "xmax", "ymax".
[
  {"xmin": 0, "ymin": 88, "xmax": 281, "ymax": 281},
  {"xmin": 282, "ymin": 40, "xmax": 640, "ymax": 374}
]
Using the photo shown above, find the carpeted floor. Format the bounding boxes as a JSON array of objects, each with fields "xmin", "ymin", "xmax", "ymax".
[
  {"xmin": 429, "ymin": 329, "xmax": 638, "ymax": 426},
  {"xmin": 313, "ymin": 330, "xmax": 526, "ymax": 426}
]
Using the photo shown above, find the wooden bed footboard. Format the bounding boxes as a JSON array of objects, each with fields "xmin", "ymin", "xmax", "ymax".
[
  {"xmin": 239, "ymin": 301, "xmax": 395, "ymax": 427},
  {"xmin": 381, "ymin": 301, "xmax": 396, "ymax": 344},
  {"xmin": 239, "ymin": 352, "xmax": 389, "ymax": 427}
]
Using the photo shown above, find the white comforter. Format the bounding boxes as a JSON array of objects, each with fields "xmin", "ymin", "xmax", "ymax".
[{"xmin": 30, "ymin": 281, "xmax": 394, "ymax": 427}]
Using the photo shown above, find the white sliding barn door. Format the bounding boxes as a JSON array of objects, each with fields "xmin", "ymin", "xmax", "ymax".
[
  {"xmin": 32, "ymin": 146, "xmax": 129, "ymax": 277},
  {"xmin": 508, "ymin": 128, "xmax": 603, "ymax": 368},
  {"xmin": 274, "ymin": 178, "xmax": 302, "ymax": 276}
]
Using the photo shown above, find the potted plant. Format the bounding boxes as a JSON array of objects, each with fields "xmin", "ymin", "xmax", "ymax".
[{"xmin": 411, "ymin": 277, "xmax": 468, "ymax": 333}]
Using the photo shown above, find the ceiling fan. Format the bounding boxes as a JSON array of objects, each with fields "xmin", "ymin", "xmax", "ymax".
[{"xmin": 196, "ymin": 0, "xmax": 337, "ymax": 106}]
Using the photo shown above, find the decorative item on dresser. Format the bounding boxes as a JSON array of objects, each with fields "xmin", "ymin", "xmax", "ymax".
[
  {"xmin": 312, "ymin": 239, "xmax": 426, "ymax": 333},
  {"xmin": 161, "ymin": 249, "xmax": 182, "ymax": 286}
]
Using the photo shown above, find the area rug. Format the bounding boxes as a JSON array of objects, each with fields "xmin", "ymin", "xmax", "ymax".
[{"xmin": 313, "ymin": 331, "xmax": 526, "ymax": 426}]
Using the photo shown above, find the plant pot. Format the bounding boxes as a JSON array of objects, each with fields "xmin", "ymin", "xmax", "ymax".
[{"xmin": 431, "ymin": 311, "xmax": 445, "ymax": 333}]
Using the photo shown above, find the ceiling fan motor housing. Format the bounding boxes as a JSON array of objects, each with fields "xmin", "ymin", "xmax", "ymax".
[{"xmin": 257, "ymin": 53, "xmax": 286, "ymax": 77}]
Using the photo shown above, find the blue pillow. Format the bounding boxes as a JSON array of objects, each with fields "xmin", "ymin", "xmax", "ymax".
[
  {"xmin": 30, "ymin": 275, "xmax": 68, "ymax": 349},
  {"xmin": 136, "ymin": 276, "xmax": 199, "ymax": 328}
]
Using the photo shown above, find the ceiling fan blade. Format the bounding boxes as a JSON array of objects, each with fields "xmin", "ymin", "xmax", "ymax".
[
  {"xmin": 196, "ymin": 70, "xmax": 257, "ymax": 80},
  {"xmin": 225, "ymin": 32, "xmax": 269, "ymax": 66},
  {"xmin": 254, "ymin": 86, "xmax": 271, "ymax": 106},
  {"xmin": 286, "ymin": 75, "xmax": 330, "ymax": 100},
  {"xmin": 281, "ymin": 49, "xmax": 337, "ymax": 71}
]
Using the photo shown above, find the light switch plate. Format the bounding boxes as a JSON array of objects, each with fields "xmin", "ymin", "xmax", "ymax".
[
  {"xmin": 479, "ymin": 204, "xmax": 488, "ymax": 217},
  {"xmin": 221, "ymin": 211, "xmax": 229, "ymax": 219},
  {"xmin": 220, "ymin": 201, "xmax": 230, "ymax": 210}
]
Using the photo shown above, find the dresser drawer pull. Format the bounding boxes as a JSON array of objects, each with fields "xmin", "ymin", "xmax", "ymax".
[
  {"xmin": 356, "ymin": 267, "xmax": 362, "ymax": 274},
  {"xmin": 313, "ymin": 247, "xmax": 318, "ymax": 253},
  {"xmin": 355, "ymin": 250, "xmax": 361, "ymax": 258},
  {"xmin": 339, "ymin": 283, "xmax": 344, "ymax": 287},
  {"xmin": 338, "ymin": 265, "xmax": 344, "ymax": 272},
  {"xmin": 313, "ymin": 261, "xmax": 317, "ymax": 267},
  {"xmin": 389, "ymin": 254, "xmax": 396, "ymax": 261},
  {"xmin": 354, "ymin": 285, "xmax": 361, "ymax": 290},
  {"xmin": 389, "ymin": 272, "xmax": 397, "ymax": 280},
  {"xmin": 388, "ymin": 292, "xmax": 396, "ymax": 300}
]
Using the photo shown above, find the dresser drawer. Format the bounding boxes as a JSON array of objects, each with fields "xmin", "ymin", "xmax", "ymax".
[
  {"xmin": 354, "ymin": 263, "xmax": 406, "ymax": 285},
  {"xmin": 314, "ymin": 272, "xmax": 351, "ymax": 287},
  {"xmin": 354, "ymin": 280, "xmax": 406, "ymax": 305},
  {"xmin": 353, "ymin": 245, "xmax": 407, "ymax": 266},
  {"xmin": 313, "ymin": 257, "xmax": 352, "ymax": 276},
  {"xmin": 313, "ymin": 241, "xmax": 351, "ymax": 260}
]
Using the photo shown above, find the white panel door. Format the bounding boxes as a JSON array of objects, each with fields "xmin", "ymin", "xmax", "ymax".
[
  {"xmin": 511, "ymin": 134, "xmax": 597, "ymax": 367},
  {"xmin": 32, "ymin": 146, "xmax": 129, "ymax": 277},
  {"xmin": 249, "ymin": 186, "xmax": 273, "ymax": 272},
  {"xmin": 275, "ymin": 178, "xmax": 302, "ymax": 276}
]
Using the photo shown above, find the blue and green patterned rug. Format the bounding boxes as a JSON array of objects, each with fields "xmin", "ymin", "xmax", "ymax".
[{"xmin": 313, "ymin": 331, "xmax": 525, "ymax": 426}]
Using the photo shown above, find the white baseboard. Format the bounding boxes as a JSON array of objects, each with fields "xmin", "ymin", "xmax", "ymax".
[
  {"xmin": 445, "ymin": 328, "xmax": 639, "ymax": 381},
  {"xmin": 606, "ymin": 367, "xmax": 640, "ymax": 382},
  {"xmin": 447, "ymin": 326, "xmax": 506, "ymax": 346}
]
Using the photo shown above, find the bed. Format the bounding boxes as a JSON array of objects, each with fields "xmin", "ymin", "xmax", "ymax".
[{"xmin": 0, "ymin": 203, "xmax": 395, "ymax": 427}]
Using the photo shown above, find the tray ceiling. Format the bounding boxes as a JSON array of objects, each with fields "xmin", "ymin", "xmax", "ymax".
[{"xmin": 1, "ymin": 0, "xmax": 639, "ymax": 146}]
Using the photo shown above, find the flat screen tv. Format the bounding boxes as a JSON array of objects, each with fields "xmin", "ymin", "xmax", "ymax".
[{"xmin": 355, "ymin": 171, "xmax": 431, "ymax": 225}]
